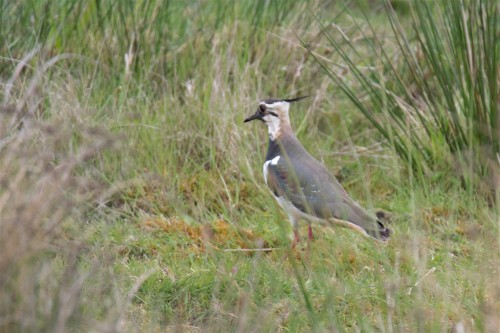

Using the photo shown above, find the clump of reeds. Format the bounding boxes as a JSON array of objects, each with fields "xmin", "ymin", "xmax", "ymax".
[{"xmin": 312, "ymin": 0, "xmax": 499, "ymax": 195}]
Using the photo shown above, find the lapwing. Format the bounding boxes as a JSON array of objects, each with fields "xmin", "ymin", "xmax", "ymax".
[{"xmin": 244, "ymin": 96, "xmax": 392, "ymax": 246}]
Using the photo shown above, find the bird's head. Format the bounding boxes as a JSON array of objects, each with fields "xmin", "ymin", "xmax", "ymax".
[
  {"xmin": 244, "ymin": 96, "xmax": 308, "ymax": 124},
  {"xmin": 244, "ymin": 96, "xmax": 308, "ymax": 140}
]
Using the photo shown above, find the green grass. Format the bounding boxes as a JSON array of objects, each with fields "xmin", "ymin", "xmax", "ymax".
[{"xmin": 1, "ymin": 1, "xmax": 499, "ymax": 332}]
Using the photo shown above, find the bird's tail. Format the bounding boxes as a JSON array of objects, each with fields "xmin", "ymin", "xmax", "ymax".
[{"xmin": 366, "ymin": 220, "xmax": 392, "ymax": 241}]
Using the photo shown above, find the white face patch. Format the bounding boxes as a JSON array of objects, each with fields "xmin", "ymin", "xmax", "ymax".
[
  {"xmin": 260, "ymin": 101, "xmax": 290, "ymax": 140},
  {"xmin": 264, "ymin": 114, "xmax": 281, "ymax": 140}
]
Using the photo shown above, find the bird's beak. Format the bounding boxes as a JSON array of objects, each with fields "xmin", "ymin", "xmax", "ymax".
[{"xmin": 243, "ymin": 110, "xmax": 261, "ymax": 123}]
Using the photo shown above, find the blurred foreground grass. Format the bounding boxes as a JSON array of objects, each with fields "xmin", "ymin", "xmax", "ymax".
[{"xmin": 0, "ymin": 1, "xmax": 498, "ymax": 332}]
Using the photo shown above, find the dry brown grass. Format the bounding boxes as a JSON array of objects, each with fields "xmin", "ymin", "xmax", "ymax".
[
  {"xmin": 0, "ymin": 79, "xmax": 119, "ymax": 332},
  {"xmin": 139, "ymin": 216, "xmax": 268, "ymax": 253}
]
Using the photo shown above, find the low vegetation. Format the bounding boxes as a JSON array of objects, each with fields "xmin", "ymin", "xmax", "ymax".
[{"xmin": 0, "ymin": 1, "xmax": 498, "ymax": 332}]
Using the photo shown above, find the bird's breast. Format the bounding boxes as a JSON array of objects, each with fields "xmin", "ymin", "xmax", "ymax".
[{"xmin": 262, "ymin": 155, "xmax": 280, "ymax": 184}]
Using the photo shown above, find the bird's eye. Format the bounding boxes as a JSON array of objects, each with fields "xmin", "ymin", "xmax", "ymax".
[{"xmin": 259, "ymin": 105, "xmax": 266, "ymax": 113}]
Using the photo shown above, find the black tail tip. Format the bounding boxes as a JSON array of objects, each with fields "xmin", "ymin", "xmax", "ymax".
[
  {"xmin": 367, "ymin": 220, "xmax": 392, "ymax": 241},
  {"xmin": 379, "ymin": 225, "xmax": 392, "ymax": 241}
]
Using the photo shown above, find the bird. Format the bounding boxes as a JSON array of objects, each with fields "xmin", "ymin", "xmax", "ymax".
[{"xmin": 244, "ymin": 96, "xmax": 392, "ymax": 246}]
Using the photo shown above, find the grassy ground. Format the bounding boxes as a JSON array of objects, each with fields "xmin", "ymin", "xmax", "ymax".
[{"xmin": 1, "ymin": 1, "xmax": 499, "ymax": 332}]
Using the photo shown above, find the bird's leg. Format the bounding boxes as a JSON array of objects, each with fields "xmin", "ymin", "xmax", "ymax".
[
  {"xmin": 305, "ymin": 224, "xmax": 314, "ymax": 255},
  {"xmin": 307, "ymin": 224, "xmax": 314, "ymax": 241},
  {"xmin": 288, "ymin": 216, "xmax": 300, "ymax": 248},
  {"xmin": 291, "ymin": 229, "xmax": 300, "ymax": 248}
]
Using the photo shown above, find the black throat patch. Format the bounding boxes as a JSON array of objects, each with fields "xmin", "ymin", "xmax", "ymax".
[{"xmin": 265, "ymin": 138, "xmax": 283, "ymax": 161}]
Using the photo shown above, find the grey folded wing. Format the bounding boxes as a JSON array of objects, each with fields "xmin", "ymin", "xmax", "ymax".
[{"xmin": 266, "ymin": 155, "xmax": 381, "ymax": 232}]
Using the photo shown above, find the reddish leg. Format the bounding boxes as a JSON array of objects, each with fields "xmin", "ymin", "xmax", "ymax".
[
  {"xmin": 291, "ymin": 229, "xmax": 300, "ymax": 248},
  {"xmin": 308, "ymin": 225, "xmax": 314, "ymax": 241}
]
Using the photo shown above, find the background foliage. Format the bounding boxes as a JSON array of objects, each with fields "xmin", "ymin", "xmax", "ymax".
[{"xmin": 0, "ymin": 0, "xmax": 499, "ymax": 332}]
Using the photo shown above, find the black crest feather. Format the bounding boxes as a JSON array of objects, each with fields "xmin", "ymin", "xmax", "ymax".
[
  {"xmin": 262, "ymin": 96, "xmax": 309, "ymax": 105},
  {"xmin": 283, "ymin": 95, "xmax": 309, "ymax": 103}
]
